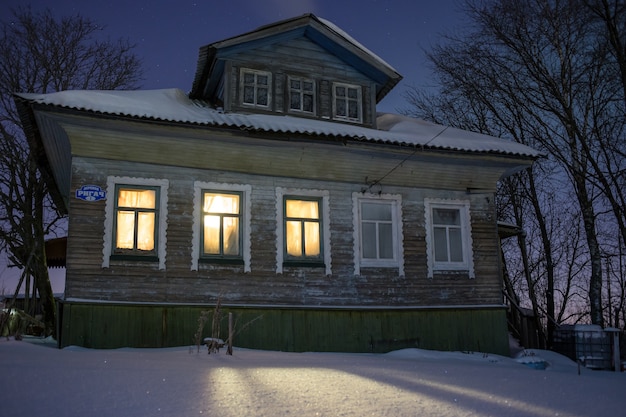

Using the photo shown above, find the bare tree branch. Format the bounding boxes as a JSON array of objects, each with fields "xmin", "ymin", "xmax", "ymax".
[{"xmin": 0, "ymin": 6, "xmax": 144, "ymax": 337}]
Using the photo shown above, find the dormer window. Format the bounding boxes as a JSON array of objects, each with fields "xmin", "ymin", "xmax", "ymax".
[
  {"xmin": 333, "ymin": 82, "xmax": 362, "ymax": 123},
  {"xmin": 288, "ymin": 76, "xmax": 315, "ymax": 114},
  {"xmin": 240, "ymin": 68, "xmax": 271, "ymax": 108}
]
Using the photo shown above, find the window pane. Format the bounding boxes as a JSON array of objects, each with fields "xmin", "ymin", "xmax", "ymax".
[
  {"xmin": 136, "ymin": 212, "xmax": 155, "ymax": 251},
  {"xmin": 286, "ymin": 220, "xmax": 302, "ymax": 256},
  {"xmin": 290, "ymin": 79, "xmax": 314, "ymax": 113},
  {"xmin": 378, "ymin": 223, "xmax": 393, "ymax": 259},
  {"xmin": 433, "ymin": 208, "xmax": 460, "ymax": 225},
  {"xmin": 362, "ymin": 202, "xmax": 391, "ymax": 220},
  {"xmin": 244, "ymin": 73, "xmax": 255, "ymax": 84},
  {"xmin": 243, "ymin": 86, "xmax": 255, "ymax": 103},
  {"xmin": 449, "ymin": 228, "xmax": 464, "ymax": 262},
  {"xmin": 257, "ymin": 87, "xmax": 268, "ymax": 105},
  {"xmin": 202, "ymin": 192, "xmax": 241, "ymax": 257},
  {"xmin": 286, "ymin": 200, "xmax": 319, "ymax": 219},
  {"xmin": 304, "ymin": 221, "xmax": 320, "ymax": 257},
  {"xmin": 257, "ymin": 74, "xmax": 268, "ymax": 86},
  {"xmin": 223, "ymin": 217, "xmax": 240, "ymax": 255},
  {"xmin": 290, "ymin": 92, "xmax": 301, "ymax": 109},
  {"xmin": 336, "ymin": 86, "xmax": 346, "ymax": 97},
  {"xmin": 361, "ymin": 223, "xmax": 377, "ymax": 258},
  {"xmin": 434, "ymin": 227, "xmax": 449, "ymax": 262},
  {"xmin": 348, "ymin": 87, "xmax": 358, "ymax": 99},
  {"xmin": 204, "ymin": 193, "xmax": 239, "ymax": 214},
  {"xmin": 348, "ymin": 100, "xmax": 358, "ymax": 118},
  {"xmin": 118, "ymin": 189, "xmax": 155, "ymax": 209},
  {"xmin": 303, "ymin": 94, "xmax": 313, "ymax": 112},
  {"xmin": 116, "ymin": 210, "xmax": 136, "ymax": 249},
  {"xmin": 203, "ymin": 214, "xmax": 220, "ymax": 254},
  {"xmin": 336, "ymin": 99, "xmax": 346, "ymax": 116}
]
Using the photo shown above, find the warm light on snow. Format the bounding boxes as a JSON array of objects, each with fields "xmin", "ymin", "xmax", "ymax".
[{"xmin": 1, "ymin": 337, "xmax": 624, "ymax": 417}]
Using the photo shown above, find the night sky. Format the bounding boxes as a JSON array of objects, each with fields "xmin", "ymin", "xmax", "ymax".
[
  {"xmin": 0, "ymin": 0, "xmax": 467, "ymax": 292},
  {"xmin": 4, "ymin": 0, "xmax": 466, "ymax": 112}
]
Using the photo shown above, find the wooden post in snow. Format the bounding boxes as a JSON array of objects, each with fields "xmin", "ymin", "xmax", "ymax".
[{"xmin": 227, "ymin": 312, "xmax": 233, "ymax": 355}]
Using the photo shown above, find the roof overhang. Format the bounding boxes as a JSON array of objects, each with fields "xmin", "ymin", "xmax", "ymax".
[
  {"xmin": 497, "ymin": 221, "xmax": 523, "ymax": 239},
  {"xmin": 14, "ymin": 95, "xmax": 68, "ymax": 214},
  {"xmin": 190, "ymin": 14, "xmax": 402, "ymax": 103}
]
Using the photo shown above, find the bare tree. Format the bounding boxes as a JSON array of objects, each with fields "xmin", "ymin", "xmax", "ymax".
[
  {"xmin": 0, "ymin": 7, "xmax": 143, "ymax": 336},
  {"xmin": 403, "ymin": 0, "xmax": 626, "ymax": 335},
  {"xmin": 585, "ymin": 0, "xmax": 626, "ymax": 107}
]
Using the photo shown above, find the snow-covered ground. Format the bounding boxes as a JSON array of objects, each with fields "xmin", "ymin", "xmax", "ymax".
[{"xmin": 1, "ymin": 337, "xmax": 624, "ymax": 417}]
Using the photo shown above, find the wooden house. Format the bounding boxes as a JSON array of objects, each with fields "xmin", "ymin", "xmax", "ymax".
[{"xmin": 15, "ymin": 14, "xmax": 540, "ymax": 354}]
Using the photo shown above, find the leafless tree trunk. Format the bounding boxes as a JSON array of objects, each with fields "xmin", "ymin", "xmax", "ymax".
[
  {"xmin": 402, "ymin": 0, "xmax": 625, "ymax": 332},
  {"xmin": 0, "ymin": 7, "xmax": 143, "ymax": 337}
]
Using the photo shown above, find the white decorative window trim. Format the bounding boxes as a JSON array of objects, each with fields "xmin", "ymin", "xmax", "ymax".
[
  {"xmin": 424, "ymin": 198, "xmax": 474, "ymax": 279},
  {"xmin": 332, "ymin": 82, "xmax": 362, "ymax": 123},
  {"xmin": 240, "ymin": 68, "xmax": 272, "ymax": 108},
  {"xmin": 275, "ymin": 187, "xmax": 331, "ymax": 275},
  {"xmin": 191, "ymin": 182, "xmax": 251, "ymax": 272},
  {"xmin": 102, "ymin": 176, "xmax": 169, "ymax": 270},
  {"xmin": 287, "ymin": 75, "xmax": 316, "ymax": 115},
  {"xmin": 352, "ymin": 192, "xmax": 404, "ymax": 276}
]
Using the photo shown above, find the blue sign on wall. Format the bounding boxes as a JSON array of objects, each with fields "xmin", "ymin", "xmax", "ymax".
[{"xmin": 76, "ymin": 185, "xmax": 106, "ymax": 202}]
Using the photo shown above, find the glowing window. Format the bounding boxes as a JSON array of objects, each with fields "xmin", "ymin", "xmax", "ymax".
[
  {"xmin": 202, "ymin": 191, "xmax": 242, "ymax": 257},
  {"xmin": 114, "ymin": 186, "xmax": 158, "ymax": 255},
  {"xmin": 284, "ymin": 197, "xmax": 322, "ymax": 260}
]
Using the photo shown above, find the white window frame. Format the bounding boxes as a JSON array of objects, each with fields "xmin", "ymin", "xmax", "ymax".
[
  {"xmin": 275, "ymin": 187, "xmax": 331, "ymax": 275},
  {"xmin": 191, "ymin": 182, "xmax": 251, "ymax": 272},
  {"xmin": 332, "ymin": 82, "xmax": 362, "ymax": 123},
  {"xmin": 424, "ymin": 198, "xmax": 474, "ymax": 278},
  {"xmin": 102, "ymin": 176, "xmax": 169, "ymax": 270},
  {"xmin": 352, "ymin": 193, "xmax": 404, "ymax": 276},
  {"xmin": 288, "ymin": 76, "xmax": 316, "ymax": 115},
  {"xmin": 240, "ymin": 68, "xmax": 271, "ymax": 108}
]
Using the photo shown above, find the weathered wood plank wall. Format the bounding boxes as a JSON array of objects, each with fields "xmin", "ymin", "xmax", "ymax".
[
  {"xmin": 226, "ymin": 37, "xmax": 375, "ymax": 126},
  {"xmin": 65, "ymin": 154, "xmax": 502, "ymax": 307},
  {"xmin": 58, "ymin": 301, "xmax": 510, "ymax": 355}
]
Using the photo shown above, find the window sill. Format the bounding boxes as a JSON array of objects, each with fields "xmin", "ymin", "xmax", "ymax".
[
  {"xmin": 360, "ymin": 260, "xmax": 399, "ymax": 268},
  {"xmin": 333, "ymin": 116, "xmax": 363, "ymax": 125},
  {"xmin": 110, "ymin": 254, "xmax": 159, "ymax": 263},
  {"xmin": 283, "ymin": 261, "xmax": 326, "ymax": 268},
  {"xmin": 199, "ymin": 258, "xmax": 245, "ymax": 266},
  {"xmin": 431, "ymin": 270, "xmax": 471, "ymax": 279}
]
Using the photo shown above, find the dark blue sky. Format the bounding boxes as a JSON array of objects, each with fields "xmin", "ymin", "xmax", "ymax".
[{"xmin": 4, "ymin": 0, "xmax": 466, "ymax": 112}]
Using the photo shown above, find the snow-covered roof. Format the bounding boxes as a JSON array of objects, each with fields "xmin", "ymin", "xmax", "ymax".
[
  {"xmin": 16, "ymin": 88, "xmax": 540, "ymax": 158},
  {"xmin": 191, "ymin": 14, "xmax": 402, "ymax": 103},
  {"xmin": 317, "ymin": 16, "xmax": 400, "ymax": 75}
]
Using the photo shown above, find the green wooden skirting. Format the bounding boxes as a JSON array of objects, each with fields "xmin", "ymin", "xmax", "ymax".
[{"xmin": 57, "ymin": 301, "xmax": 510, "ymax": 355}]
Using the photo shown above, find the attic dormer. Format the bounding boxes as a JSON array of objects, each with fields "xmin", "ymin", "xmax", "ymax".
[{"xmin": 189, "ymin": 14, "xmax": 402, "ymax": 128}]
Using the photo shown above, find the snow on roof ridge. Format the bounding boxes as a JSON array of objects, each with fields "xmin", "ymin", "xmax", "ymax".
[
  {"xmin": 16, "ymin": 88, "xmax": 541, "ymax": 158},
  {"xmin": 317, "ymin": 16, "xmax": 400, "ymax": 75}
]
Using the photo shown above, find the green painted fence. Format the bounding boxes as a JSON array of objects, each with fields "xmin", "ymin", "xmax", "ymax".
[{"xmin": 58, "ymin": 301, "xmax": 510, "ymax": 355}]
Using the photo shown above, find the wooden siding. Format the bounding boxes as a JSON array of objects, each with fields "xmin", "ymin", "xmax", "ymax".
[
  {"xmin": 225, "ymin": 37, "xmax": 375, "ymax": 126},
  {"xmin": 58, "ymin": 301, "xmax": 510, "ymax": 355},
  {"xmin": 65, "ymin": 154, "xmax": 503, "ymax": 307},
  {"xmin": 58, "ymin": 116, "xmax": 514, "ymax": 193}
]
